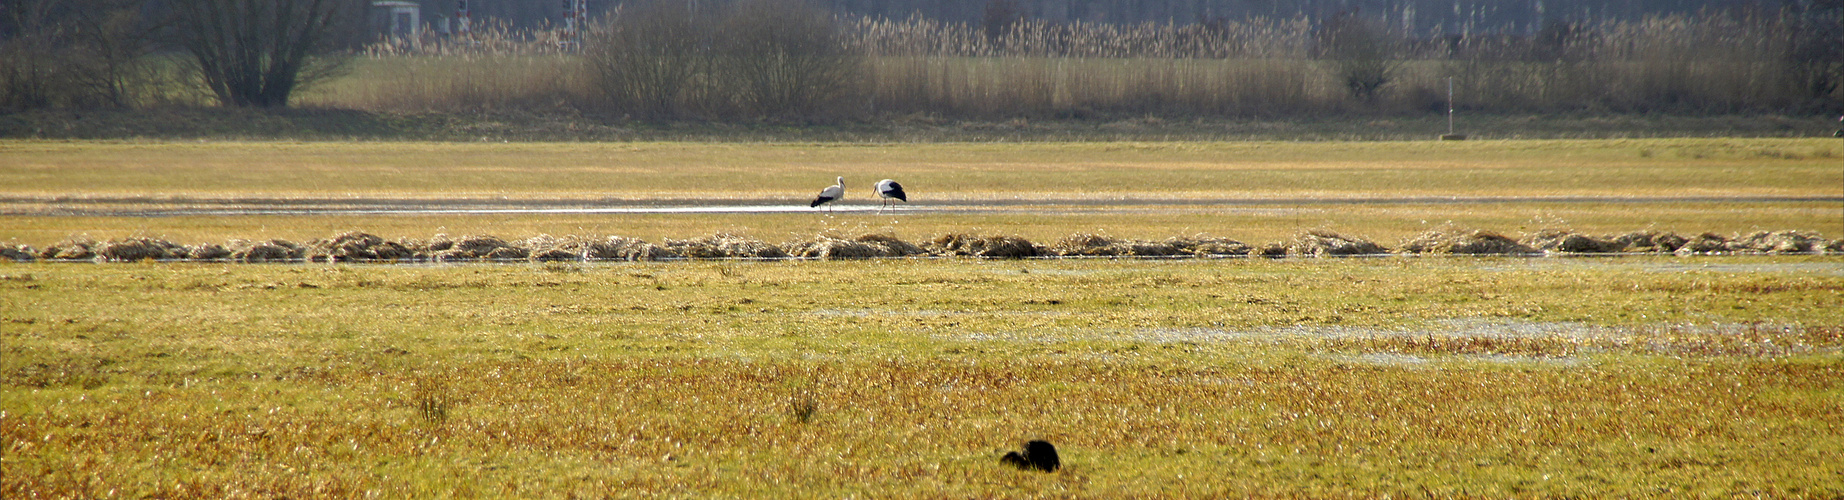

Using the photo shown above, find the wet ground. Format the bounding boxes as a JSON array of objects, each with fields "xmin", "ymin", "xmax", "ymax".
[{"xmin": 4, "ymin": 195, "xmax": 1835, "ymax": 217}]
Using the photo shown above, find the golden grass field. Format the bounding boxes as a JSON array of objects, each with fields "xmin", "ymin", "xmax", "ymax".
[
  {"xmin": 3, "ymin": 139, "xmax": 1843, "ymax": 497},
  {"xmin": 4, "ymin": 258, "xmax": 1842, "ymax": 497}
]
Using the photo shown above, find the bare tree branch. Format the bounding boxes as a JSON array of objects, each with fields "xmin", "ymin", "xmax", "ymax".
[{"xmin": 170, "ymin": 0, "xmax": 362, "ymax": 108}]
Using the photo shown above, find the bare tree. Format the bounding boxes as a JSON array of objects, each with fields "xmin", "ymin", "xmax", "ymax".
[
  {"xmin": 167, "ymin": 0, "xmax": 362, "ymax": 108},
  {"xmin": 982, "ymin": 0, "xmax": 1023, "ymax": 41},
  {"xmin": 585, "ymin": 0, "xmax": 712, "ymax": 118},
  {"xmin": 713, "ymin": 0, "xmax": 865, "ymax": 119},
  {"xmin": 1315, "ymin": 10, "xmax": 1404, "ymax": 104},
  {"xmin": 1, "ymin": 0, "xmax": 162, "ymax": 110}
]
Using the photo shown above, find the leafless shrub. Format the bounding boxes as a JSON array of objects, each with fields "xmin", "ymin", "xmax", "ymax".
[
  {"xmin": 711, "ymin": 0, "xmax": 867, "ymax": 119},
  {"xmin": 584, "ymin": 0, "xmax": 711, "ymax": 118},
  {"xmin": 1, "ymin": 0, "xmax": 167, "ymax": 111},
  {"xmin": 167, "ymin": 0, "xmax": 366, "ymax": 108},
  {"xmin": 583, "ymin": 0, "xmax": 866, "ymax": 120},
  {"xmin": 1314, "ymin": 11, "xmax": 1404, "ymax": 104}
]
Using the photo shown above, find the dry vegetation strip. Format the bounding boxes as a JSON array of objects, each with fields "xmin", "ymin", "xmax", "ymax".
[{"xmin": 4, "ymin": 258, "xmax": 1842, "ymax": 497}]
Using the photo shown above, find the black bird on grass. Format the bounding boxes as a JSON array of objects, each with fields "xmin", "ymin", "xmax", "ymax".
[{"xmin": 1000, "ymin": 440, "xmax": 1060, "ymax": 472}]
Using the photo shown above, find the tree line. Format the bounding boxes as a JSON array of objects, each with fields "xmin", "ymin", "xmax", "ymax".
[
  {"xmin": 2, "ymin": 0, "xmax": 363, "ymax": 110},
  {"xmin": 3, "ymin": 0, "xmax": 1840, "ymax": 119}
]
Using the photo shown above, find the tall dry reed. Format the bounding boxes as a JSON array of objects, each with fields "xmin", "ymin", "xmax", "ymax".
[{"xmin": 319, "ymin": 8, "xmax": 1838, "ymax": 118}]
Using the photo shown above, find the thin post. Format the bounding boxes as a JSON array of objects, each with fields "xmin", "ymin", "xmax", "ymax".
[{"xmin": 1447, "ymin": 76, "xmax": 1455, "ymax": 135}]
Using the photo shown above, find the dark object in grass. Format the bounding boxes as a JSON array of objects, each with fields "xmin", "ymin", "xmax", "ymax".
[{"xmin": 1000, "ymin": 440, "xmax": 1061, "ymax": 472}]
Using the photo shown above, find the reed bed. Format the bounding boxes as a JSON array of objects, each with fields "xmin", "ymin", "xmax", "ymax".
[{"xmin": 304, "ymin": 10, "xmax": 1839, "ymax": 119}]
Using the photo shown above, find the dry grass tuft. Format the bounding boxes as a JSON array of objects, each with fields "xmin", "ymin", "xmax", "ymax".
[
  {"xmin": 1287, "ymin": 230, "xmax": 1387, "ymax": 257},
  {"xmin": 90, "ymin": 237, "xmax": 183, "ymax": 261},
  {"xmin": 309, "ymin": 231, "xmax": 415, "ymax": 261},
  {"xmin": 429, "ymin": 234, "xmax": 527, "ymax": 260},
  {"xmin": 1051, "ymin": 233, "xmax": 1184, "ymax": 257},
  {"xmin": 1399, "ymin": 229, "xmax": 1535, "ymax": 255},
  {"xmin": 785, "ymin": 233, "xmax": 923, "ymax": 260},
  {"xmin": 666, "ymin": 233, "xmax": 789, "ymax": 260},
  {"xmin": 1607, "ymin": 230, "xmax": 1689, "ymax": 253},
  {"xmin": 0, "ymin": 244, "xmax": 34, "ymax": 261},
  {"xmin": 585, "ymin": 236, "xmax": 676, "ymax": 261},
  {"xmin": 1727, "ymin": 230, "xmax": 1831, "ymax": 254},
  {"xmin": 410, "ymin": 376, "xmax": 455, "ymax": 425},
  {"xmin": 926, "ymin": 233, "xmax": 1040, "ymax": 258},
  {"xmin": 227, "ymin": 239, "xmax": 306, "ymax": 262},
  {"xmin": 1523, "ymin": 229, "xmax": 1623, "ymax": 254},
  {"xmin": 1163, "ymin": 236, "xmax": 1253, "ymax": 257}
]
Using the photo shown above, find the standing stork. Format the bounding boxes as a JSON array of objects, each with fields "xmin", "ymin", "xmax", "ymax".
[
  {"xmin": 874, "ymin": 179, "xmax": 907, "ymax": 214},
  {"xmin": 810, "ymin": 176, "xmax": 845, "ymax": 212}
]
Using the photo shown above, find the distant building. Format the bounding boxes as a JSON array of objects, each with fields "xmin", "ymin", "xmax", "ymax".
[{"xmin": 372, "ymin": 1, "xmax": 422, "ymax": 41}]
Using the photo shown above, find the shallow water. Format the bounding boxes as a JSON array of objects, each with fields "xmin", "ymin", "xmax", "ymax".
[{"xmin": 9, "ymin": 194, "xmax": 1833, "ymax": 217}]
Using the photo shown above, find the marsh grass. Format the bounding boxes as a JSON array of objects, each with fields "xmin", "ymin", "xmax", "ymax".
[
  {"xmin": 305, "ymin": 13, "xmax": 1840, "ymax": 117},
  {"xmin": 296, "ymin": 55, "xmax": 590, "ymax": 112},
  {"xmin": 410, "ymin": 375, "xmax": 456, "ymax": 425},
  {"xmin": 3, "ymin": 257, "xmax": 1842, "ymax": 496}
]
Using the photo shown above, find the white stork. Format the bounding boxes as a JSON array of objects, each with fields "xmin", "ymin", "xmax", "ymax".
[
  {"xmin": 810, "ymin": 176, "xmax": 844, "ymax": 212},
  {"xmin": 875, "ymin": 179, "xmax": 907, "ymax": 213}
]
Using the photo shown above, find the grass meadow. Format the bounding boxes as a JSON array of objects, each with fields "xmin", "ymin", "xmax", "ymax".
[
  {"xmin": 3, "ymin": 138, "xmax": 1843, "ymax": 497},
  {"xmin": 3, "ymin": 258, "xmax": 1842, "ymax": 497}
]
